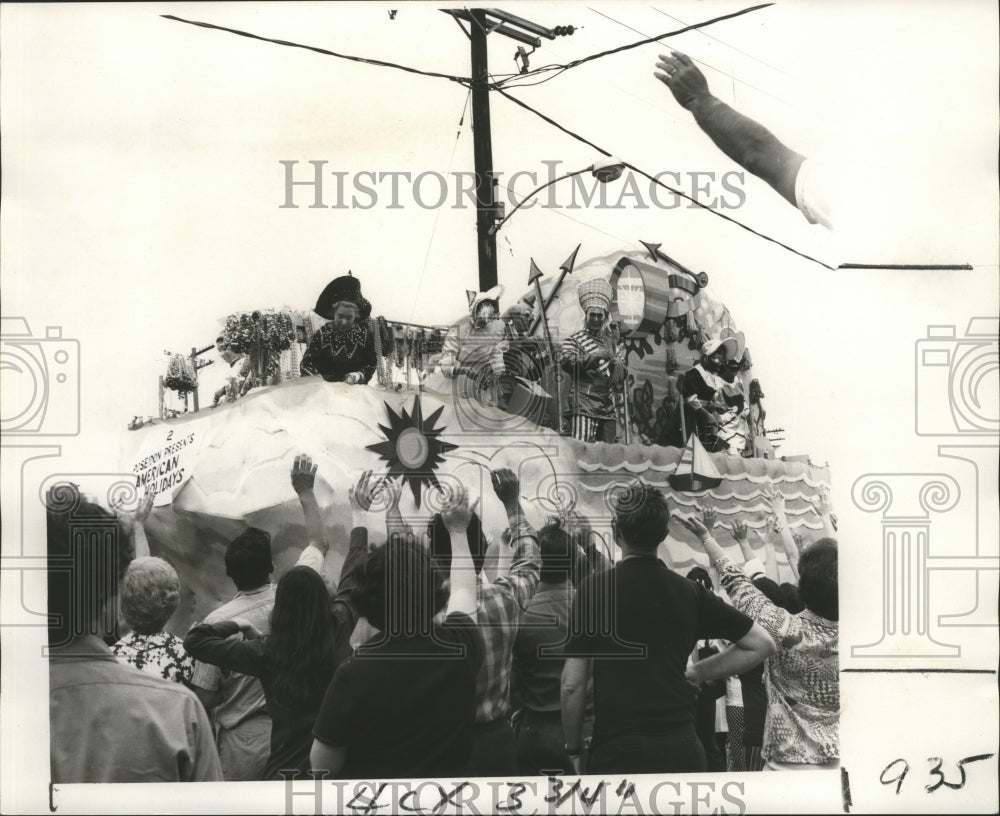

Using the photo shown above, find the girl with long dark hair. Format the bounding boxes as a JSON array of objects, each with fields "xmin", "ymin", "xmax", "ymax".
[{"xmin": 185, "ymin": 456, "xmax": 370, "ymax": 779}]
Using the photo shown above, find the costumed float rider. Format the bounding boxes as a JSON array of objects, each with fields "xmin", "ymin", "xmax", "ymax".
[
  {"xmin": 213, "ymin": 336, "xmax": 251, "ymax": 406},
  {"xmin": 559, "ymin": 278, "xmax": 626, "ymax": 444},
  {"xmin": 300, "ymin": 273, "xmax": 377, "ymax": 385},
  {"xmin": 496, "ymin": 299, "xmax": 549, "ymax": 414},
  {"xmin": 439, "ymin": 285, "xmax": 508, "ymax": 406},
  {"xmin": 680, "ymin": 336, "xmax": 746, "ymax": 453}
]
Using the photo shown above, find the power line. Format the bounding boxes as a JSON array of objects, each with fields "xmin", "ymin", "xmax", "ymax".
[
  {"xmin": 649, "ymin": 5, "xmax": 792, "ymax": 78},
  {"xmin": 161, "ymin": 14, "xmax": 472, "ymax": 87},
  {"xmin": 411, "ymin": 88, "xmax": 473, "ymax": 321},
  {"xmin": 494, "ymin": 86, "xmax": 835, "ymax": 271},
  {"xmin": 495, "ymin": 65, "xmax": 569, "ymax": 89},
  {"xmin": 494, "ymin": 180, "xmax": 633, "ymax": 248},
  {"xmin": 490, "ymin": 2, "xmax": 773, "ymax": 88},
  {"xmin": 587, "ymin": 6, "xmax": 795, "ymax": 108}
]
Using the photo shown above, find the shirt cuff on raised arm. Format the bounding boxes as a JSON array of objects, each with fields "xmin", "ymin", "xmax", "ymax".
[
  {"xmin": 295, "ymin": 543, "xmax": 326, "ymax": 575},
  {"xmin": 743, "ymin": 558, "xmax": 766, "ymax": 580}
]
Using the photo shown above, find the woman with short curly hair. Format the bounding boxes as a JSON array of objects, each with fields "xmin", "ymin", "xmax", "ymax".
[{"xmin": 112, "ymin": 557, "xmax": 194, "ymax": 685}]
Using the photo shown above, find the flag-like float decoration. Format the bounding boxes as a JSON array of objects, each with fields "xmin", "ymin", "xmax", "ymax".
[{"xmin": 668, "ymin": 434, "xmax": 723, "ymax": 492}]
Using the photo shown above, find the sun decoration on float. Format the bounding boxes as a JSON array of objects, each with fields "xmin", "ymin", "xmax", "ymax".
[{"xmin": 365, "ymin": 395, "xmax": 458, "ymax": 508}]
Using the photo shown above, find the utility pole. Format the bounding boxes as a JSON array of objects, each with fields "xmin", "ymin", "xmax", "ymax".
[
  {"xmin": 442, "ymin": 8, "xmax": 575, "ymax": 292},
  {"xmin": 470, "ymin": 9, "xmax": 498, "ymax": 292}
]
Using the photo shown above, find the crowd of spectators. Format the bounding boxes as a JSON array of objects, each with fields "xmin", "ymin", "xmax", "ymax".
[{"xmin": 47, "ymin": 457, "xmax": 838, "ymax": 782}]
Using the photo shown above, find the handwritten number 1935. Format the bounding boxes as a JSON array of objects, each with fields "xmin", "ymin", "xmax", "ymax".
[{"xmin": 880, "ymin": 754, "xmax": 994, "ymax": 795}]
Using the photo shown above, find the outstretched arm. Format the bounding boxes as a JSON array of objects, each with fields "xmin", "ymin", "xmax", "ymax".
[
  {"xmin": 561, "ymin": 657, "xmax": 591, "ymax": 774},
  {"xmin": 655, "ymin": 51, "xmax": 806, "ymax": 208},
  {"xmin": 441, "ymin": 485, "xmax": 478, "ymax": 618},
  {"xmin": 760, "ymin": 526, "xmax": 781, "ymax": 584},
  {"xmin": 686, "ymin": 621, "xmax": 774, "ymax": 684},
  {"xmin": 813, "ymin": 484, "xmax": 838, "ymax": 538},
  {"xmin": 115, "ymin": 490, "xmax": 155, "ymax": 560},
  {"xmin": 763, "ymin": 486, "xmax": 798, "ymax": 570},
  {"xmin": 291, "ymin": 454, "xmax": 328, "ymax": 557},
  {"xmin": 490, "ymin": 468, "xmax": 540, "ymax": 605},
  {"xmin": 675, "ymin": 512, "xmax": 794, "ymax": 644}
]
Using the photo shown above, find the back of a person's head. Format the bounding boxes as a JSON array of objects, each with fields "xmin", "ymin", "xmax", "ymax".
[
  {"xmin": 779, "ymin": 582, "xmax": 805, "ymax": 614},
  {"xmin": 225, "ymin": 527, "xmax": 273, "ymax": 591},
  {"xmin": 614, "ymin": 481, "xmax": 669, "ymax": 552},
  {"xmin": 120, "ymin": 557, "xmax": 181, "ymax": 635},
  {"xmin": 686, "ymin": 566, "xmax": 713, "ymax": 591},
  {"xmin": 270, "ymin": 566, "xmax": 331, "ymax": 637},
  {"xmin": 355, "ymin": 537, "xmax": 447, "ymax": 635},
  {"xmin": 426, "ymin": 511, "xmax": 488, "ymax": 577},
  {"xmin": 46, "ymin": 484, "xmax": 134, "ymax": 646},
  {"xmin": 266, "ymin": 566, "xmax": 335, "ymax": 704},
  {"xmin": 538, "ymin": 519, "xmax": 575, "ymax": 584},
  {"xmin": 797, "ymin": 538, "xmax": 838, "ymax": 621},
  {"xmin": 560, "ymin": 509, "xmax": 593, "ymax": 550},
  {"xmin": 751, "ymin": 576, "xmax": 786, "ymax": 608}
]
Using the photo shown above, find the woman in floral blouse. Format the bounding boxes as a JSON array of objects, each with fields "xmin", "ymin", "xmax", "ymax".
[
  {"xmin": 678, "ymin": 510, "xmax": 839, "ymax": 771},
  {"xmin": 112, "ymin": 557, "xmax": 194, "ymax": 685}
]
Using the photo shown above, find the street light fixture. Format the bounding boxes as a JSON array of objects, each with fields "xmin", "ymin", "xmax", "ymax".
[{"xmin": 490, "ymin": 157, "xmax": 626, "ymax": 235}]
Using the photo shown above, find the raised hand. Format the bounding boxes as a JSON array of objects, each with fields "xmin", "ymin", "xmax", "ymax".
[
  {"xmin": 673, "ymin": 512, "xmax": 710, "ymax": 543},
  {"xmin": 700, "ymin": 506, "xmax": 718, "ymax": 532},
  {"xmin": 112, "ymin": 488, "xmax": 155, "ymax": 540},
  {"xmin": 349, "ymin": 469, "xmax": 391, "ymax": 513},
  {"xmin": 290, "ymin": 454, "xmax": 319, "ymax": 495},
  {"xmin": 766, "ymin": 514, "xmax": 783, "ymax": 537},
  {"xmin": 763, "ymin": 484, "xmax": 786, "ymax": 512},
  {"xmin": 819, "ymin": 484, "xmax": 832, "ymax": 513},
  {"xmin": 440, "ymin": 482, "xmax": 472, "ymax": 532},
  {"xmin": 490, "ymin": 468, "xmax": 520, "ymax": 507},
  {"xmin": 384, "ymin": 477, "xmax": 414, "ymax": 541},
  {"xmin": 380, "ymin": 476, "xmax": 403, "ymax": 512},
  {"xmin": 732, "ymin": 519, "xmax": 748, "ymax": 543},
  {"xmin": 654, "ymin": 51, "xmax": 711, "ymax": 110},
  {"xmin": 135, "ymin": 489, "xmax": 156, "ymax": 524}
]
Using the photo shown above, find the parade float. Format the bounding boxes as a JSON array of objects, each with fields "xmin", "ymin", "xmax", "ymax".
[{"xmin": 122, "ymin": 242, "xmax": 831, "ymax": 632}]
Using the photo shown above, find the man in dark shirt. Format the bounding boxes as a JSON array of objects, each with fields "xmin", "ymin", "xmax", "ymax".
[
  {"xmin": 561, "ymin": 482, "xmax": 775, "ymax": 774},
  {"xmin": 310, "ymin": 485, "xmax": 483, "ymax": 779},
  {"xmin": 511, "ymin": 519, "xmax": 582, "ymax": 775}
]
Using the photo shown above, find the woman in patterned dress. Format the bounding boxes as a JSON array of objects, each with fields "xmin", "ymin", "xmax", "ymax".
[
  {"xmin": 300, "ymin": 273, "xmax": 376, "ymax": 384},
  {"xmin": 112, "ymin": 557, "xmax": 194, "ymax": 685}
]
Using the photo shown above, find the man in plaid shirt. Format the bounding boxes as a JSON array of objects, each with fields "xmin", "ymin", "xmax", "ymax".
[{"xmin": 441, "ymin": 468, "xmax": 541, "ymax": 776}]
